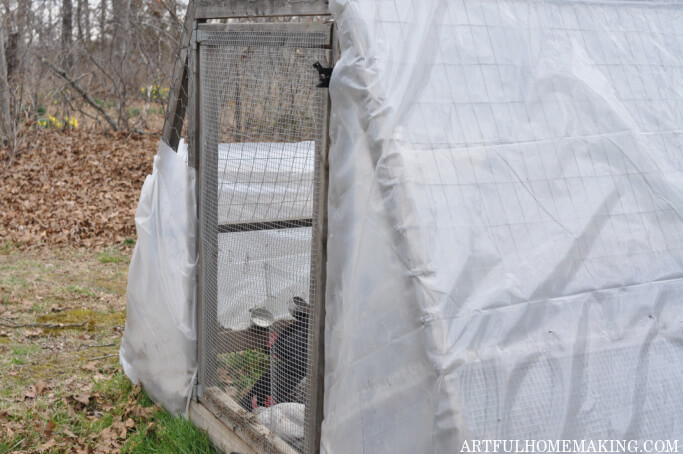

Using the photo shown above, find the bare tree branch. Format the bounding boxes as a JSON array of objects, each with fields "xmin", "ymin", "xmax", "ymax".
[
  {"xmin": 35, "ymin": 54, "xmax": 119, "ymax": 131},
  {"xmin": 155, "ymin": 0, "xmax": 183, "ymax": 28}
]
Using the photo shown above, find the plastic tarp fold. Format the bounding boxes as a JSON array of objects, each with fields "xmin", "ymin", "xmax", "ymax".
[
  {"xmin": 120, "ymin": 140, "xmax": 197, "ymax": 416},
  {"xmin": 324, "ymin": 0, "xmax": 683, "ymax": 452}
]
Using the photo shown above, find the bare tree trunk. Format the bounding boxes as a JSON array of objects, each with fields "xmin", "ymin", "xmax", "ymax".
[
  {"xmin": 77, "ymin": 0, "xmax": 90, "ymax": 43},
  {"xmin": 0, "ymin": 23, "xmax": 13, "ymax": 145},
  {"xmin": 111, "ymin": 0, "xmax": 130, "ymax": 56},
  {"xmin": 62, "ymin": 0, "xmax": 73, "ymax": 69},
  {"xmin": 99, "ymin": 0, "xmax": 107, "ymax": 40},
  {"xmin": 9, "ymin": 0, "xmax": 30, "ymax": 80}
]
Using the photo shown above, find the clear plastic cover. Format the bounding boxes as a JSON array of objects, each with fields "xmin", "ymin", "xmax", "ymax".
[
  {"xmin": 120, "ymin": 140, "xmax": 198, "ymax": 416},
  {"xmin": 323, "ymin": 0, "xmax": 683, "ymax": 452}
]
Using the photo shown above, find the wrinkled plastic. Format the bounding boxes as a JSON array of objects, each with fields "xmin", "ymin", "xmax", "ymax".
[
  {"xmin": 215, "ymin": 141, "xmax": 314, "ymax": 330},
  {"xmin": 217, "ymin": 227, "xmax": 311, "ymax": 330},
  {"xmin": 323, "ymin": 1, "xmax": 683, "ymax": 452},
  {"xmin": 120, "ymin": 140, "xmax": 198, "ymax": 416}
]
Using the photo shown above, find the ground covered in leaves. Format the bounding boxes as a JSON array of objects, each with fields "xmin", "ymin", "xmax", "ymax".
[
  {"xmin": 0, "ymin": 131, "xmax": 214, "ymax": 453},
  {"xmin": 0, "ymin": 130, "xmax": 157, "ymax": 248},
  {"xmin": 0, "ymin": 245, "xmax": 215, "ymax": 453}
]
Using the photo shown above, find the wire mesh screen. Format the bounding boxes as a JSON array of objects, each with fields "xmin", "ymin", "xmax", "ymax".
[{"xmin": 198, "ymin": 24, "xmax": 330, "ymax": 453}]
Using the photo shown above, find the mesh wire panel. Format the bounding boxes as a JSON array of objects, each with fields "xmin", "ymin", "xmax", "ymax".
[{"xmin": 198, "ymin": 24, "xmax": 330, "ymax": 453}]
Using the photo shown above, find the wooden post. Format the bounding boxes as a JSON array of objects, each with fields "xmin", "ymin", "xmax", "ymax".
[
  {"xmin": 188, "ymin": 15, "xmax": 204, "ymax": 403},
  {"xmin": 161, "ymin": 0, "xmax": 196, "ymax": 151},
  {"xmin": 307, "ymin": 24, "xmax": 336, "ymax": 454},
  {"xmin": 198, "ymin": 33, "xmax": 220, "ymax": 390}
]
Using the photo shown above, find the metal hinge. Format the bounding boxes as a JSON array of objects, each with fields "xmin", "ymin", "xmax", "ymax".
[{"xmin": 192, "ymin": 383, "xmax": 203, "ymax": 401}]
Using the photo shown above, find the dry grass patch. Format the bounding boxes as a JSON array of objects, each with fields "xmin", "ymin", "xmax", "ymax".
[{"xmin": 0, "ymin": 244, "xmax": 214, "ymax": 454}]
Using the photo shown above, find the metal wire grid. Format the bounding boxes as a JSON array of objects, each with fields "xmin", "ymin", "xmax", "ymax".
[
  {"xmin": 367, "ymin": 0, "xmax": 683, "ymax": 315},
  {"xmin": 198, "ymin": 26, "xmax": 328, "ymax": 453},
  {"xmin": 321, "ymin": 1, "xmax": 681, "ymax": 449}
]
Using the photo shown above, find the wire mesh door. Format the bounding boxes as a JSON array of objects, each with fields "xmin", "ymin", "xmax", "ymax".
[{"xmin": 197, "ymin": 22, "xmax": 332, "ymax": 454}]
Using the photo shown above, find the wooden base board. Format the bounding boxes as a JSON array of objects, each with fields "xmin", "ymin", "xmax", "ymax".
[
  {"xmin": 202, "ymin": 387, "xmax": 300, "ymax": 454},
  {"xmin": 189, "ymin": 401, "xmax": 258, "ymax": 454}
]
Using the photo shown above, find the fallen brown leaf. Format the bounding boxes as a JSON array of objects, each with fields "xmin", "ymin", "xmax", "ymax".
[
  {"xmin": 44, "ymin": 420, "xmax": 56, "ymax": 437},
  {"xmin": 81, "ymin": 361, "xmax": 98, "ymax": 371},
  {"xmin": 24, "ymin": 328, "xmax": 43, "ymax": 338},
  {"xmin": 35, "ymin": 379, "xmax": 51, "ymax": 396},
  {"xmin": 0, "ymin": 129, "xmax": 155, "ymax": 248},
  {"xmin": 74, "ymin": 393, "xmax": 91, "ymax": 406},
  {"xmin": 39, "ymin": 438, "xmax": 57, "ymax": 451}
]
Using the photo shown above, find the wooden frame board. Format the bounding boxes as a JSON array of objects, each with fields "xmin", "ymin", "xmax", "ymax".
[
  {"xmin": 305, "ymin": 25, "xmax": 334, "ymax": 454},
  {"xmin": 190, "ymin": 401, "xmax": 259, "ymax": 454},
  {"xmin": 202, "ymin": 387, "xmax": 300, "ymax": 454},
  {"xmin": 161, "ymin": 1, "xmax": 197, "ymax": 150},
  {"xmin": 196, "ymin": 0, "xmax": 330, "ymax": 19}
]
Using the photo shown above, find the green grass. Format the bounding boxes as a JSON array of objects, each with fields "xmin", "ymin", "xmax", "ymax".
[
  {"xmin": 65, "ymin": 284, "xmax": 98, "ymax": 298},
  {"xmin": 0, "ymin": 371, "xmax": 216, "ymax": 454},
  {"xmin": 96, "ymin": 249, "xmax": 130, "ymax": 264},
  {"xmin": 1, "ymin": 240, "xmax": 20, "ymax": 254},
  {"xmin": 103, "ymin": 374, "xmax": 216, "ymax": 453},
  {"xmin": 93, "ymin": 371, "xmax": 137, "ymax": 405},
  {"xmin": 122, "ymin": 411, "xmax": 217, "ymax": 454},
  {"xmin": 0, "ymin": 275, "xmax": 29, "ymax": 289},
  {"xmin": 0, "ymin": 247, "xmax": 217, "ymax": 453},
  {"xmin": 0, "ymin": 437, "xmax": 25, "ymax": 453},
  {"xmin": 218, "ymin": 349, "xmax": 269, "ymax": 395},
  {"xmin": 10, "ymin": 344, "xmax": 40, "ymax": 365}
]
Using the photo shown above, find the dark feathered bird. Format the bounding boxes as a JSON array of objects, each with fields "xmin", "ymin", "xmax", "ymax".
[{"xmin": 239, "ymin": 298, "xmax": 310, "ymax": 410}]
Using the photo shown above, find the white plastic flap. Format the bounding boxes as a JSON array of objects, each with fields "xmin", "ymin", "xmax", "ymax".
[{"xmin": 120, "ymin": 140, "xmax": 198, "ymax": 416}]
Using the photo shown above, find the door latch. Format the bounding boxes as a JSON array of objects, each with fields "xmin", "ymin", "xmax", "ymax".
[{"xmin": 313, "ymin": 62, "xmax": 333, "ymax": 88}]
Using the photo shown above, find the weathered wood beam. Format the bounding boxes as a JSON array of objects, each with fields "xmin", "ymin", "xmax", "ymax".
[
  {"xmin": 161, "ymin": 0, "xmax": 197, "ymax": 150},
  {"xmin": 203, "ymin": 387, "xmax": 300, "ymax": 454},
  {"xmin": 189, "ymin": 401, "xmax": 259, "ymax": 454},
  {"xmin": 195, "ymin": 0, "xmax": 329, "ymax": 19}
]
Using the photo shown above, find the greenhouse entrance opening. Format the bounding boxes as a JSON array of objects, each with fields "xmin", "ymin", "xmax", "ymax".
[{"xmin": 196, "ymin": 21, "xmax": 333, "ymax": 454}]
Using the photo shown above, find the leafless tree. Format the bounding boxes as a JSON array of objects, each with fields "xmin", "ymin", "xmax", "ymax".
[
  {"xmin": 0, "ymin": 0, "xmax": 187, "ymax": 152},
  {"xmin": 61, "ymin": 0, "xmax": 73, "ymax": 69},
  {"xmin": 76, "ymin": 0, "xmax": 90, "ymax": 43},
  {"xmin": 0, "ymin": 21, "xmax": 12, "ymax": 147}
]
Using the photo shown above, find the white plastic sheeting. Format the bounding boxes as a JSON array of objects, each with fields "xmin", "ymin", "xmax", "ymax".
[
  {"xmin": 215, "ymin": 141, "xmax": 313, "ymax": 330},
  {"xmin": 217, "ymin": 227, "xmax": 311, "ymax": 330},
  {"xmin": 216, "ymin": 141, "xmax": 314, "ymax": 224},
  {"xmin": 323, "ymin": 1, "xmax": 683, "ymax": 453},
  {"xmin": 120, "ymin": 140, "xmax": 198, "ymax": 416}
]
